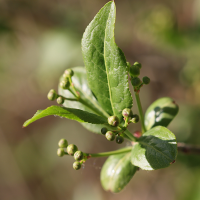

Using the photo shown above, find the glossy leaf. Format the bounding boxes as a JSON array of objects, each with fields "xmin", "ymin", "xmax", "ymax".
[
  {"xmin": 23, "ymin": 106, "xmax": 107, "ymax": 127},
  {"xmin": 131, "ymin": 126, "xmax": 177, "ymax": 170},
  {"xmin": 59, "ymin": 67, "xmax": 109, "ymax": 134},
  {"xmin": 82, "ymin": 1, "xmax": 132, "ymax": 121},
  {"xmin": 145, "ymin": 97, "xmax": 179, "ymax": 130},
  {"xmin": 100, "ymin": 153, "xmax": 137, "ymax": 193}
]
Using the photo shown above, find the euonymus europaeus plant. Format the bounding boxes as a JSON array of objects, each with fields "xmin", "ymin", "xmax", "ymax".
[{"xmin": 23, "ymin": 1, "xmax": 197, "ymax": 193}]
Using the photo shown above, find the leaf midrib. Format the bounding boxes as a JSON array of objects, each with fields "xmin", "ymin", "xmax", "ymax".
[
  {"xmin": 104, "ymin": 3, "xmax": 115, "ymax": 115},
  {"xmin": 139, "ymin": 140, "xmax": 172, "ymax": 161}
]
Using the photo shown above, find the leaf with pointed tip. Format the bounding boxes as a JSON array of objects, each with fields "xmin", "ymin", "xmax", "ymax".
[
  {"xmin": 58, "ymin": 67, "xmax": 109, "ymax": 134},
  {"xmin": 100, "ymin": 152, "xmax": 137, "ymax": 193},
  {"xmin": 82, "ymin": 1, "xmax": 132, "ymax": 121},
  {"xmin": 131, "ymin": 126, "xmax": 177, "ymax": 170},
  {"xmin": 145, "ymin": 97, "xmax": 179, "ymax": 131},
  {"xmin": 23, "ymin": 106, "xmax": 107, "ymax": 127}
]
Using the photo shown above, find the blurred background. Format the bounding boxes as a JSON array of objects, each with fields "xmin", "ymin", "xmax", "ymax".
[{"xmin": 1, "ymin": 0, "xmax": 200, "ymax": 199}]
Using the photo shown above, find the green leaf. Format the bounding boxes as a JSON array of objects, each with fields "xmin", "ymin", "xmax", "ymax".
[
  {"xmin": 23, "ymin": 106, "xmax": 107, "ymax": 127},
  {"xmin": 100, "ymin": 153, "xmax": 137, "ymax": 193},
  {"xmin": 145, "ymin": 97, "xmax": 179, "ymax": 131},
  {"xmin": 82, "ymin": 1, "xmax": 132, "ymax": 121},
  {"xmin": 58, "ymin": 67, "xmax": 109, "ymax": 134},
  {"xmin": 131, "ymin": 126, "xmax": 177, "ymax": 170}
]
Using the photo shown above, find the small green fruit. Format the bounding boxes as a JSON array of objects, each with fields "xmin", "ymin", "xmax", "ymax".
[
  {"xmin": 73, "ymin": 161, "xmax": 82, "ymax": 170},
  {"xmin": 101, "ymin": 127, "xmax": 107, "ymax": 135},
  {"xmin": 122, "ymin": 108, "xmax": 132, "ymax": 117},
  {"xmin": 129, "ymin": 65, "xmax": 140, "ymax": 77},
  {"xmin": 142, "ymin": 76, "xmax": 150, "ymax": 85},
  {"xmin": 47, "ymin": 89, "xmax": 57, "ymax": 101},
  {"xmin": 63, "ymin": 69, "xmax": 74, "ymax": 78},
  {"xmin": 105, "ymin": 131, "xmax": 115, "ymax": 141},
  {"xmin": 134, "ymin": 61, "xmax": 142, "ymax": 69},
  {"xmin": 131, "ymin": 77, "xmax": 141, "ymax": 87},
  {"xmin": 57, "ymin": 148, "xmax": 65, "ymax": 157},
  {"xmin": 58, "ymin": 139, "xmax": 68, "ymax": 148},
  {"xmin": 108, "ymin": 116, "xmax": 119, "ymax": 127},
  {"xmin": 116, "ymin": 136, "xmax": 124, "ymax": 144},
  {"xmin": 130, "ymin": 114, "xmax": 139, "ymax": 123},
  {"xmin": 57, "ymin": 96, "xmax": 65, "ymax": 105},
  {"xmin": 60, "ymin": 79, "xmax": 70, "ymax": 89},
  {"xmin": 67, "ymin": 144, "xmax": 78, "ymax": 155},
  {"xmin": 74, "ymin": 151, "xmax": 84, "ymax": 161}
]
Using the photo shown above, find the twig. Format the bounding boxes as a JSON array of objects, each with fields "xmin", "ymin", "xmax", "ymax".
[{"xmin": 178, "ymin": 142, "xmax": 200, "ymax": 155}]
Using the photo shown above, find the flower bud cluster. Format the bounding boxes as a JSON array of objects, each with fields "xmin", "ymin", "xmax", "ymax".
[
  {"xmin": 101, "ymin": 127, "xmax": 124, "ymax": 144},
  {"xmin": 122, "ymin": 108, "xmax": 139, "ymax": 127},
  {"xmin": 128, "ymin": 61, "xmax": 151, "ymax": 91},
  {"xmin": 57, "ymin": 138, "xmax": 86, "ymax": 170},
  {"xmin": 47, "ymin": 89, "xmax": 66, "ymax": 105}
]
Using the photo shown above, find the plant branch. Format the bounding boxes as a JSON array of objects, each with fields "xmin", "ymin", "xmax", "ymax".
[
  {"xmin": 88, "ymin": 147, "xmax": 132, "ymax": 158},
  {"xmin": 134, "ymin": 91, "xmax": 146, "ymax": 133},
  {"xmin": 177, "ymin": 143, "xmax": 200, "ymax": 155}
]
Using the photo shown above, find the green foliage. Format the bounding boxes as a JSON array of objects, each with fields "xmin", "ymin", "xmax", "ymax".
[
  {"xmin": 82, "ymin": 1, "xmax": 132, "ymax": 121},
  {"xmin": 145, "ymin": 97, "xmax": 179, "ymax": 130},
  {"xmin": 23, "ymin": 1, "xmax": 182, "ymax": 194},
  {"xmin": 23, "ymin": 105, "xmax": 107, "ymax": 127},
  {"xmin": 100, "ymin": 153, "xmax": 137, "ymax": 193},
  {"xmin": 131, "ymin": 126, "xmax": 177, "ymax": 170}
]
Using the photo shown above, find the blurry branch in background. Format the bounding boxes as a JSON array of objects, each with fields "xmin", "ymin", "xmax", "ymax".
[{"xmin": 178, "ymin": 143, "xmax": 200, "ymax": 155}]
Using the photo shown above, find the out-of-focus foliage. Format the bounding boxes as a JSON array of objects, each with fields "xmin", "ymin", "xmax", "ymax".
[{"xmin": 0, "ymin": 0, "xmax": 200, "ymax": 200}]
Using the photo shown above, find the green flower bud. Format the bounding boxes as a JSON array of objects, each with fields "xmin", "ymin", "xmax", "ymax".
[
  {"xmin": 67, "ymin": 144, "xmax": 78, "ymax": 155},
  {"xmin": 131, "ymin": 77, "xmax": 141, "ymax": 87},
  {"xmin": 58, "ymin": 138, "xmax": 68, "ymax": 148},
  {"xmin": 47, "ymin": 89, "xmax": 57, "ymax": 101},
  {"xmin": 57, "ymin": 96, "xmax": 65, "ymax": 105},
  {"xmin": 74, "ymin": 150, "xmax": 84, "ymax": 161},
  {"xmin": 73, "ymin": 161, "xmax": 82, "ymax": 170},
  {"xmin": 108, "ymin": 116, "xmax": 119, "ymax": 127},
  {"xmin": 116, "ymin": 136, "xmax": 124, "ymax": 144},
  {"xmin": 105, "ymin": 131, "xmax": 115, "ymax": 141},
  {"xmin": 130, "ymin": 114, "xmax": 139, "ymax": 123},
  {"xmin": 126, "ymin": 62, "xmax": 131, "ymax": 68},
  {"xmin": 142, "ymin": 76, "xmax": 150, "ymax": 85},
  {"xmin": 60, "ymin": 79, "xmax": 70, "ymax": 89},
  {"xmin": 129, "ymin": 65, "xmax": 140, "ymax": 77},
  {"xmin": 101, "ymin": 127, "xmax": 107, "ymax": 135},
  {"xmin": 122, "ymin": 108, "xmax": 132, "ymax": 118},
  {"xmin": 134, "ymin": 61, "xmax": 142, "ymax": 69},
  {"xmin": 57, "ymin": 148, "xmax": 65, "ymax": 157},
  {"xmin": 63, "ymin": 69, "xmax": 74, "ymax": 78}
]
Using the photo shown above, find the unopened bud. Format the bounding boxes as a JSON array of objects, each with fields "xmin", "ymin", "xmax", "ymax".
[
  {"xmin": 58, "ymin": 139, "xmax": 68, "ymax": 148},
  {"xmin": 116, "ymin": 136, "xmax": 124, "ymax": 144},
  {"xmin": 67, "ymin": 144, "xmax": 78, "ymax": 155},
  {"xmin": 57, "ymin": 96, "xmax": 65, "ymax": 105},
  {"xmin": 130, "ymin": 114, "xmax": 139, "ymax": 123},
  {"xmin": 73, "ymin": 161, "xmax": 82, "ymax": 170},
  {"xmin": 60, "ymin": 79, "xmax": 70, "ymax": 89},
  {"xmin": 134, "ymin": 62, "xmax": 142, "ymax": 69},
  {"xmin": 101, "ymin": 127, "xmax": 107, "ymax": 135},
  {"xmin": 57, "ymin": 148, "xmax": 65, "ymax": 157},
  {"xmin": 108, "ymin": 116, "xmax": 119, "ymax": 127},
  {"xmin": 122, "ymin": 108, "xmax": 132, "ymax": 118},
  {"xmin": 105, "ymin": 131, "xmax": 115, "ymax": 141},
  {"xmin": 131, "ymin": 77, "xmax": 141, "ymax": 87},
  {"xmin": 63, "ymin": 69, "xmax": 74, "ymax": 78},
  {"xmin": 47, "ymin": 89, "xmax": 57, "ymax": 101},
  {"xmin": 129, "ymin": 65, "xmax": 140, "ymax": 77},
  {"xmin": 142, "ymin": 76, "xmax": 150, "ymax": 85},
  {"xmin": 74, "ymin": 151, "xmax": 84, "ymax": 161}
]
